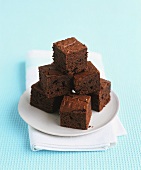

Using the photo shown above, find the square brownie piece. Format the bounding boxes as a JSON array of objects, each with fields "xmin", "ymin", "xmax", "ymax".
[
  {"xmin": 39, "ymin": 64, "xmax": 71, "ymax": 98},
  {"xmin": 53, "ymin": 37, "xmax": 87, "ymax": 76},
  {"xmin": 73, "ymin": 61, "xmax": 100, "ymax": 94},
  {"xmin": 30, "ymin": 82, "xmax": 63, "ymax": 113},
  {"xmin": 90, "ymin": 78, "xmax": 111, "ymax": 112},
  {"xmin": 60, "ymin": 95, "xmax": 92, "ymax": 130}
]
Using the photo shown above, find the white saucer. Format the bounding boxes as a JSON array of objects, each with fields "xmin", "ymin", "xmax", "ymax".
[{"xmin": 18, "ymin": 89, "xmax": 119, "ymax": 136}]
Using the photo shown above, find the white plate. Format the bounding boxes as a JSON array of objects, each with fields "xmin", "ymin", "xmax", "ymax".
[{"xmin": 18, "ymin": 89, "xmax": 119, "ymax": 136}]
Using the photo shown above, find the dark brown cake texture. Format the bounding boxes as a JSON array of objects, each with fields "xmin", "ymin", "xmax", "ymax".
[
  {"xmin": 90, "ymin": 78, "xmax": 111, "ymax": 112},
  {"xmin": 30, "ymin": 37, "xmax": 112, "ymax": 130},
  {"xmin": 30, "ymin": 82, "xmax": 63, "ymax": 113},
  {"xmin": 60, "ymin": 95, "xmax": 92, "ymax": 130},
  {"xmin": 39, "ymin": 64, "xmax": 71, "ymax": 98},
  {"xmin": 53, "ymin": 37, "xmax": 87, "ymax": 76},
  {"xmin": 73, "ymin": 61, "xmax": 100, "ymax": 94}
]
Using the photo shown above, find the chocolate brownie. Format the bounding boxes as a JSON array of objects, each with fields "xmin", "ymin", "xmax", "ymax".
[
  {"xmin": 53, "ymin": 37, "xmax": 87, "ymax": 76},
  {"xmin": 90, "ymin": 78, "xmax": 111, "ymax": 112},
  {"xmin": 39, "ymin": 64, "xmax": 71, "ymax": 98},
  {"xmin": 60, "ymin": 95, "xmax": 92, "ymax": 130},
  {"xmin": 30, "ymin": 82, "xmax": 63, "ymax": 113},
  {"xmin": 73, "ymin": 61, "xmax": 100, "ymax": 94}
]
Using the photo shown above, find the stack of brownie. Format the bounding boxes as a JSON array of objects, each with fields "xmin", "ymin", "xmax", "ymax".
[{"xmin": 30, "ymin": 37, "xmax": 111, "ymax": 130}]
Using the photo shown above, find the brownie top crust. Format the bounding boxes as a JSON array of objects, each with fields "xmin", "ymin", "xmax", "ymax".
[
  {"xmin": 53, "ymin": 37, "xmax": 87, "ymax": 54},
  {"xmin": 100, "ymin": 78, "xmax": 111, "ymax": 90},
  {"xmin": 39, "ymin": 64, "xmax": 63, "ymax": 77},
  {"xmin": 74, "ymin": 61, "xmax": 100, "ymax": 79},
  {"xmin": 31, "ymin": 81, "xmax": 39, "ymax": 89},
  {"xmin": 31, "ymin": 81, "xmax": 44, "ymax": 94},
  {"xmin": 60, "ymin": 95, "xmax": 91, "ymax": 113}
]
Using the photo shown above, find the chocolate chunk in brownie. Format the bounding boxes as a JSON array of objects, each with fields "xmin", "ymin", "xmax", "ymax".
[
  {"xmin": 30, "ymin": 82, "xmax": 63, "ymax": 113},
  {"xmin": 90, "ymin": 78, "xmax": 111, "ymax": 112},
  {"xmin": 73, "ymin": 61, "xmax": 100, "ymax": 94},
  {"xmin": 39, "ymin": 64, "xmax": 72, "ymax": 98},
  {"xmin": 60, "ymin": 95, "xmax": 92, "ymax": 130},
  {"xmin": 53, "ymin": 37, "xmax": 87, "ymax": 76}
]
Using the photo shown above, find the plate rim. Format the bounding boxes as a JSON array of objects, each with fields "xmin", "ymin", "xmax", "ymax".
[{"xmin": 18, "ymin": 89, "xmax": 119, "ymax": 137}]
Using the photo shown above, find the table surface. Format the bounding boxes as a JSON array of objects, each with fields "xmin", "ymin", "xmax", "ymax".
[{"xmin": 0, "ymin": 1, "xmax": 141, "ymax": 170}]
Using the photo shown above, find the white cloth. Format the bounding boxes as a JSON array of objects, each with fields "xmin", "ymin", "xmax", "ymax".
[{"xmin": 26, "ymin": 50, "xmax": 127, "ymax": 151}]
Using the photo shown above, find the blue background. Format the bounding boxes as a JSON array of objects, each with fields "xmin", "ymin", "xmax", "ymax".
[{"xmin": 0, "ymin": 0, "xmax": 141, "ymax": 169}]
